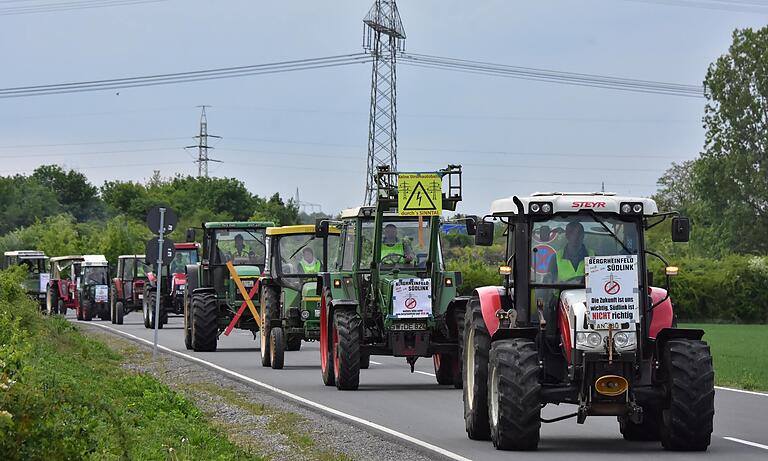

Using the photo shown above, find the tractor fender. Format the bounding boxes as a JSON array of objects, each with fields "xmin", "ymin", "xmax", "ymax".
[
  {"xmin": 653, "ymin": 327, "xmax": 705, "ymax": 379},
  {"xmin": 112, "ymin": 278, "xmax": 124, "ymax": 299},
  {"xmin": 185, "ymin": 264, "xmax": 200, "ymax": 292},
  {"xmin": 491, "ymin": 327, "xmax": 538, "ymax": 342},
  {"xmin": 474, "ymin": 286, "xmax": 507, "ymax": 338},
  {"xmin": 446, "ymin": 296, "xmax": 470, "ymax": 339},
  {"xmin": 649, "ymin": 287, "xmax": 674, "ymax": 339}
]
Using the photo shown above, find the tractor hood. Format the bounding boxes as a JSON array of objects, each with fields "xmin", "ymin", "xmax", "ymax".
[
  {"xmin": 171, "ymin": 272, "xmax": 186, "ymax": 287},
  {"xmin": 301, "ymin": 281, "xmax": 318, "ymax": 299},
  {"xmin": 234, "ymin": 265, "xmax": 261, "ymax": 278},
  {"xmin": 560, "ymin": 289, "xmax": 636, "ymax": 353}
]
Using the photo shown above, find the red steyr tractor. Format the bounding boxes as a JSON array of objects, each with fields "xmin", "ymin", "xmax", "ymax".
[
  {"xmin": 46, "ymin": 255, "xmax": 84, "ymax": 316},
  {"xmin": 143, "ymin": 242, "xmax": 200, "ymax": 329},
  {"xmin": 464, "ymin": 193, "xmax": 714, "ymax": 451}
]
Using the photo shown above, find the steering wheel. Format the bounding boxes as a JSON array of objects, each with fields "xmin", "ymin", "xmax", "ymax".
[{"xmin": 380, "ymin": 253, "xmax": 408, "ymax": 265}]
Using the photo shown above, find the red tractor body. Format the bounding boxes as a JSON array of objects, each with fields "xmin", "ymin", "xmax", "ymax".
[
  {"xmin": 142, "ymin": 242, "xmax": 200, "ymax": 329},
  {"xmin": 47, "ymin": 256, "xmax": 84, "ymax": 316}
]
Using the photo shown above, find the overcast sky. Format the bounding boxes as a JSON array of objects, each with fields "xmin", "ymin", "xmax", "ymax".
[{"xmin": 1, "ymin": 0, "xmax": 765, "ymax": 215}]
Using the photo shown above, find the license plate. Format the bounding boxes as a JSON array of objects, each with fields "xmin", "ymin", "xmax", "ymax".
[
  {"xmin": 138, "ymin": 294, "xmax": 144, "ymax": 299},
  {"xmin": 314, "ymin": 309, "xmax": 320, "ymax": 318},
  {"xmin": 243, "ymin": 280, "xmax": 254, "ymax": 288},
  {"xmin": 391, "ymin": 322, "xmax": 427, "ymax": 331},
  {"xmin": 39, "ymin": 294, "xmax": 46, "ymax": 299}
]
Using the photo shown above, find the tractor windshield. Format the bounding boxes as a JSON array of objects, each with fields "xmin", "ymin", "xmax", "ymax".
[
  {"xmin": 277, "ymin": 234, "xmax": 326, "ymax": 276},
  {"xmin": 170, "ymin": 249, "xmax": 198, "ymax": 274},
  {"xmin": 372, "ymin": 217, "xmax": 436, "ymax": 270},
  {"xmin": 83, "ymin": 266, "xmax": 109, "ymax": 285},
  {"xmin": 530, "ymin": 214, "xmax": 641, "ymax": 286},
  {"xmin": 214, "ymin": 229, "xmax": 266, "ymax": 266}
]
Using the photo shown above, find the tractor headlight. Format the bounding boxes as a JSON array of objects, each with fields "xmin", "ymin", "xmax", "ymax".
[
  {"xmin": 530, "ymin": 203, "xmax": 541, "ymax": 213},
  {"xmin": 301, "ymin": 310, "xmax": 310, "ymax": 320},
  {"xmin": 576, "ymin": 332, "xmax": 587, "ymax": 345},
  {"xmin": 632, "ymin": 203, "xmax": 643, "ymax": 213},
  {"xmin": 541, "ymin": 203, "xmax": 552, "ymax": 213},
  {"xmin": 621, "ymin": 203, "xmax": 631, "ymax": 214},
  {"xmin": 614, "ymin": 332, "xmax": 632, "ymax": 348},
  {"xmin": 587, "ymin": 332, "xmax": 602, "ymax": 347}
]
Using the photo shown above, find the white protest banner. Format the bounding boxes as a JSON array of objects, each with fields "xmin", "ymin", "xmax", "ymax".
[
  {"xmin": 39, "ymin": 273, "xmax": 50, "ymax": 293},
  {"xmin": 585, "ymin": 255, "xmax": 640, "ymax": 325},
  {"xmin": 392, "ymin": 278, "xmax": 432, "ymax": 318},
  {"xmin": 95, "ymin": 285, "xmax": 109, "ymax": 303}
]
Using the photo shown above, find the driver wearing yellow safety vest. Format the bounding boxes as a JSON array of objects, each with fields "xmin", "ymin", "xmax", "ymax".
[
  {"xmin": 298, "ymin": 247, "xmax": 320, "ymax": 274},
  {"xmin": 549, "ymin": 221, "xmax": 594, "ymax": 282},
  {"xmin": 381, "ymin": 223, "xmax": 414, "ymax": 263}
]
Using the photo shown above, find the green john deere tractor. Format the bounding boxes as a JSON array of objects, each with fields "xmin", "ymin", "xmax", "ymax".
[
  {"xmin": 183, "ymin": 221, "xmax": 274, "ymax": 352},
  {"xmin": 317, "ymin": 165, "xmax": 474, "ymax": 390},
  {"xmin": 259, "ymin": 224, "xmax": 340, "ymax": 369}
]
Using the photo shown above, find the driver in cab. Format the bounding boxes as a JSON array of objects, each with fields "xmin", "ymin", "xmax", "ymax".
[
  {"xmin": 381, "ymin": 223, "xmax": 414, "ymax": 264},
  {"xmin": 229, "ymin": 234, "xmax": 256, "ymax": 263},
  {"xmin": 549, "ymin": 221, "xmax": 595, "ymax": 283}
]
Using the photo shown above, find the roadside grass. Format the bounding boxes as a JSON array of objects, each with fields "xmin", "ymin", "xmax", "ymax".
[
  {"xmin": 0, "ymin": 267, "xmax": 262, "ymax": 461},
  {"xmin": 185, "ymin": 383, "xmax": 353, "ymax": 461},
  {"xmin": 684, "ymin": 323, "xmax": 768, "ymax": 391}
]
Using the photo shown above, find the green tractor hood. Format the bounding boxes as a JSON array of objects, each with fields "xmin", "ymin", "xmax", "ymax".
[{"xmin": 233, "ymin": 265, "xmax": 261, "ymax": 278}]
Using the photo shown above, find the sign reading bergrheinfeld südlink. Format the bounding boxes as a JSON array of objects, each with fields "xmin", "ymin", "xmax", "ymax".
[
  {"xmin": 585, "ymin": 255, "xmax": 640, "ymax": 325},
  {"xmin": 392, "ymin": 278, "xmax": 432, "ymax": 318}
]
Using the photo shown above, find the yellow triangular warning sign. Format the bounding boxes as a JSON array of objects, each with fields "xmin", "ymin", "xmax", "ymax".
[{"xmin": 398, "ymin": 174, "xmax": 442, "ymax": 216}]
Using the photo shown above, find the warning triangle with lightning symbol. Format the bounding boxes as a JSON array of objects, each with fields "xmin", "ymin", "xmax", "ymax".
[{"xmin": 403, "ymin": 181, "xmax": 437, "ymax": 211}]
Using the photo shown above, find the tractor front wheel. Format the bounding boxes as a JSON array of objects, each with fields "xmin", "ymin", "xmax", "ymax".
[
  {"xmin": 488, "ymin": 338, "xmax": 541, "ymax": 451},
  {"xmin": 115, "ymin": 301, "xmax": 124, "ymax": 325},
  {"xmin": 320, "ymin": 289, "xmax": 335, "ymax": 386},
  {"xmin": 660, "ymin": 339, "xmax": 715, "ymax": 451},
  {"xmin": 260, "ymin": 288, "xmax": 279, "ymax": 367},
  {"xmin": 191, "ymin": 293, "xmax": 218, "ymax": 352},
  {"xmin": 333, "ymin": 309, "xmax": 361, "ymax": 390},
  {"xmin": 463, "ymin": 297, "xmax": 491, "ymax": 440},
  {"xmin": 270, "ymin": 327, "xmax": 285, "ymax": 369}
]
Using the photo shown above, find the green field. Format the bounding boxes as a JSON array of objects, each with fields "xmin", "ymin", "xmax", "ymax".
[{"xmin": 684, "ymin": 323, "xmax": 768, "ymax": 391}]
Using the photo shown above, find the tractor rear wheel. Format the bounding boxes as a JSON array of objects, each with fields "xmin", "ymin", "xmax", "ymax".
[
  {"xmin": 115, "ymin": 301, "xmax": 124, "ymax": 325},
  {"xmin": 109, "ymin": 287, "xmax": 117, "ymax": 324},
  {"xmin": 463, "ymin": 297, "xmax": 491, "ymax": 440},
  {"xmin": 142, "ymin": 290, "xmax": 151, "ymax": 328},
  {"xmin": 434, "ymin": 353, "xmax": 459, "ymax": 385},
  {"xmin": 333, "ymin": 309, "xmax": 361, "ymax": 390},
  {"xmin": 661, "ymin": 339, "xmax": 714, "ymax": 451},
  {"xmin": 58, "ymin": 299, "xmax": 66, "ymax": 317},
  {"xmin": 191, "ymin": 293, "xmax": 218, "ymax": 352},
  {"xmin": 76, "ymin": 302, "xmax": 83, "ymax": 320},
  {"xmin": 47, "ymin": 284, "xmax": 59, "ymax": 316},
  {"xmin": 83, "ymin": 301, "xmax": 93, "ymax": 321},
  {"xmin": 360, "ymin": 352, "xmax": 370, "ymax": 370},
  {"xmin": 620, "ymin": 406, "xmax": 662, "ymax": 441},
  {"xmin": 488, "ymin": 339, "xmax": 541, "ymax": 451},
  {"xmin": 454, "ymin": 302, "xmax": 467, "ymax": 389},
  {"xmin": 286, "ymin": 336, "xmax": 302, "ymax": 351},
  {"xmin": 261, "ymin": 288, "xmax": 280, "ymax": 366},
  {"xmin": 270, "ymin": 327, "xmax": 285, "ymax": 369},
  {"xmin": 320, "ymin": 289, "xmax": 335, "ymax": 386}
]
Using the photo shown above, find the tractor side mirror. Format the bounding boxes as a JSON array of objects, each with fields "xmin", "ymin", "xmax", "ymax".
[
  {"xmin": 315, "ymin": 219, "xmax": 329, "ymax": 238},
  {"xmin": 671, "ymin": 217, "xmax": 690, "ymax": 242},
  {"xmin": 465, "ymin": 216, "xmax": 478, "ymax": 236},
  {"xmin": 475, "ymin": 222, "xmax": 495, "ymax": 246},
  {"xmin": 186, "ymin": 228, "xmax": 196, "ymax": 242}
]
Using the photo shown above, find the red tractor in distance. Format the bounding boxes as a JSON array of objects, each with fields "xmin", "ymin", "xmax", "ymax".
[
  {"xmin": 110, "ymin": 255, "xmax": 150, "ymax": 325},
  {"xmin": 46, "ymin": 255, "xmax": 84, "ymax": 316},
  {"xmin": 143, "ymin": 242, "xmax": 200, "ymax": 329}
]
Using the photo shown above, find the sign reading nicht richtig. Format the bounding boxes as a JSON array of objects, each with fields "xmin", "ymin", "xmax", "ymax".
[
  {"xmin": 397, "ymin": 174, "xmax": 442, "ymax": 216},
  {"xmin": 585, "ymin": 255, "xmax": 640, "ymax": 325}
]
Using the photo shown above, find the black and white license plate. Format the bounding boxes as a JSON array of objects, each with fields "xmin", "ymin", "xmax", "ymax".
[
  {"xmin": 242, "ymin": 280, "xmax": 255, "ymax": 288},
  {"xmin": 391, "ymin": 321, "xmax": 427, "ymax": 331}
]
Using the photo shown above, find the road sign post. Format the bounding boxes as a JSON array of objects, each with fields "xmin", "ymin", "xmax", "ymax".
[
  {"xmin": 145, "ymin": 206, "xmax": 178, "ymax": 359},
  {"xmin": 153, "ymin": 208, "xmax": 165, "ymax": 359}
]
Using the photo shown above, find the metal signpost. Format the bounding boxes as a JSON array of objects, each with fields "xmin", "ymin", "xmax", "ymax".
[{"xmin": 146, "ymin": 206, "xmax": 177, "ymax": 358}]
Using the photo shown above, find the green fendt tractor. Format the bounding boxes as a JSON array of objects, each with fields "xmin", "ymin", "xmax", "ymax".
[
  {"xmin": 259, "ymin": 224, "xmax": 340, "ymax": 369},
  {"xmin": 183, "ymin": 221, "xmax": 274, "ymax": 352},
  {"xmin": 317, "ymin": 165, "xmax": 473, "ymax": 390}
]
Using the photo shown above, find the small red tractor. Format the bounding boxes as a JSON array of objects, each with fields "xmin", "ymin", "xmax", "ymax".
[
  {"xmin": 46, "ymin": 255, "xmax": 84, "ymax": 316},
  {"xmin": 464, "ymin": 193, "xmax": 714, "ymax": 451},
  {"xmin": 143, "ymin": 242, "xmax": 200, "ymax": 329},
  {"xmin": 110, "ymin": 254, "xmax": 150, "ymax": 325}
]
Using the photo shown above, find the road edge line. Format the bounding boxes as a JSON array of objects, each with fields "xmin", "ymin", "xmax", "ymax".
[
  {"xmin": 83, "ymin": 322, "xmax": 473, "ymax": 461},
  {"xmin": 723, "ymin": 437, "xmax": 768, "ymax": 451},
  {"xmin": 715, "ymin": 386, "xmax": 768, "ymax": 397}
]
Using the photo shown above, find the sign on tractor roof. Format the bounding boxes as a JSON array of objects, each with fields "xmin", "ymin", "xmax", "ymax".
[{"xmin": 397, "ymin": 174, "xmax": 442, "ymax": 216}]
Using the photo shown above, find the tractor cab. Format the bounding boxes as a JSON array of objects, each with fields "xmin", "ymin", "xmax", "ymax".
[
  {"xmin": 47, "ymin": 255, "xmax": 84, "ymax": 316},
  {"xmin": 183, "ymin": 221, "xmax": 274, "ymax": 352},
  {"xmin": 3, "ymin": 250, "xmax": 50, "ymax": 310},
  {"xmin": 318, "ymin": 165, "xmax": 473, "ymax": 390},
  {"xmin": 111, "ymin": 255, "xmax": 150, "ymax": 324},
  {"xmin": 77, "ymin": 254, "xmax": 110, "ymax": 321},
  {"xmin": 466, "ymin": 192, "xmax": 713, "ymax": 451},
  {"xmin": 258, "ymin": 224, "xmax": 341, "ymax": 368}
]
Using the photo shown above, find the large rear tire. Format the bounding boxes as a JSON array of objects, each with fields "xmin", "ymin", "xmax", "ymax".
[
  {"xmin": 270, "ymin": 327, "xmax": 285, "ymax": 369},
  {"xmin": 191, "ymin": 293, "xmax": 218, "ymax": 352},
  {"xmin": 320, "ymin": 289, "xmax": 335, "ymax": 386},
  {"xmin": 488, "ymin": 339, "xmax": 541, "ymax": 451},
  {"xmin": 333, "ymin": 309, "xmax": 361, "ymax": 391},
  {"xmin": 47, "ymin": 284, "xmax": 59, "ymax": 316},
  {"xmin": 661, "ymin": 339, "xmax": 715, "ymax": 451},
  {"xmin": 463, "ymin": 297, "xmax": 491, "ymax": 440}
]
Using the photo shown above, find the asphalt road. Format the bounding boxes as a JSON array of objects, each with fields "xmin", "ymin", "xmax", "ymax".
[{"xmin": 74, "ymin": 313, "xmax": 768, "ymax": 461}]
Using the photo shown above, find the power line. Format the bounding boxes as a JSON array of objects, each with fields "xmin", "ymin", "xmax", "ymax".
[
  {"xmin": 0, "ymin": 136, "xmax": 187, "ymax": 150},
  {"xmin": 0, "ymin": 54, "xmax": 372, "ymax": 98},
  {"xmin": 0, "ymin": 0, "xmax": 167, "ymax": 16},
  {"xmin": 616, "ymin": 0, "xmax": 768, "ymax": 14}
]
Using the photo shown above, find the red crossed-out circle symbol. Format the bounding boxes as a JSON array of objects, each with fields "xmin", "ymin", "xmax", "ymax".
[
  {"xmin": 604, "ymin": 279, "xmax": 621, "ymax": 295},
  {"xmin": 404, "ymin": 297, "xmax": 418, "ymax": 309}
]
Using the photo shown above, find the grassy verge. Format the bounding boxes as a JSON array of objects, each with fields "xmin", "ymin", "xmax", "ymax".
[
  {"xmin": 684, "ymin": 323, "xmax": 768, "ymax": 391},
  {"xmin": 0, "ymin": 267, "xmax": 262, "ymax": 461}
]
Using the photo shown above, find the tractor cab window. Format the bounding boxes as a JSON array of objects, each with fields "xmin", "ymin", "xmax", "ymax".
[
  {"xmin": 21, "ymin": 258, "xmax": 46, "ymax": 274},
  {"xmin": 171, "ymin": 249, "xmax": 198, "ymax": 274},
  {"xmin": 378, "ymin": 217, "xmax": 434, "ymax": 270},
  {"xmin": 123, "ymin": 259, "xmax": 135, "ymax": 280},
  {"xmin": 214, "ymin": 229, "xmax": 266, "ymax": 266},
  {"xmin": 278, "ymin": 234, "xmax": 325, "ymax": 275},
  {"xmin": 340, "ymin": 222, "xmax": 357, "ymax": 271},
  {"xmin": 83, "ymin": 266, "xmax": 108, "ymax": 285},
  {"xmin": 327, "ymin": 234, "xmax": 340, "ymax": 271},
  {"xmin": 530, "ymin": 215, "xmax": 641, "ymax": 286},
  {"xmin": 136, "ymin": 261, "xmax": 150, "ymax": 278}
]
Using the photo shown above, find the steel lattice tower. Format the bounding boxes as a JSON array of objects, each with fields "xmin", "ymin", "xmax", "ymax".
[
  {"xmin": 186, "ymin": 105, "xmax": 221, "ymax": 178},
  {"xmin": 363, "ymin": 0, "xmax": 406, "ymax": 204}
]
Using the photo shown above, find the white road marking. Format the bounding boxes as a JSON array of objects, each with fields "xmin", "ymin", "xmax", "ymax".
[
  {"xmin": 415, "ymin": 370, "xmax": 436, "ymax": 377},
  {"xmin": 724, "ymin": 437, "xmax": 768, "ymax": 451},
  {"xmin": 84, "ymin": 322, "xmax": 472, "ymax": 461},
  {"xmin": 716, "ymin": 386, "xmax": 768, "ymax": 397},
  {"xmin": 369, "ymin": 360, "xmax": 383, "ymax": 365}
]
